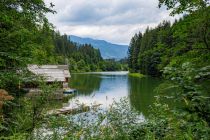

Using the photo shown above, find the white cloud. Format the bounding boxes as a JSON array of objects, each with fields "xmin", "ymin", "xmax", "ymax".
[
  {"xmin": 44, "ymin": 0, "xmax": 179, "ymax": 45},
  {"xmin": 57, "ymin": 24, "xmax": 157, "ymax": 45}
]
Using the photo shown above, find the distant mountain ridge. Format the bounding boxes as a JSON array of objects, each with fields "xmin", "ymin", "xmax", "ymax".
[{"xmin": 68, "ymin": 35, "xmax": 128, "ymax": 59}]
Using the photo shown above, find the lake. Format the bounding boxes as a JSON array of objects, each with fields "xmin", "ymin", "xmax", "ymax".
[{"xmin": 65, "ymin": 71, "xmax": 163, "ymax": 117}]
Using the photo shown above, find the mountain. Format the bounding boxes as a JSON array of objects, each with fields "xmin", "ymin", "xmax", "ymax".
[{"xmin": 69, "ymin": 35, "xmax": 128, "ymax": 59}]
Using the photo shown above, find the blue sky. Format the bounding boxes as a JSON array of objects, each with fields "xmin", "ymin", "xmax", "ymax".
[{"xmin": 44, "ymin": 0, "xmax": 179, "ymax": 45}]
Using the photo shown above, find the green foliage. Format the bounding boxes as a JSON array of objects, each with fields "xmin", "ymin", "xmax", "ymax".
[
  {"xmin": 138, "ymin": 47, "xmax": 163, "ymax": 76},
  {"xmin": 100, "ymin": 59, "xmax": 123, "ymax": 71},
  {"xmin": 126, "ymin": 3, "xmax": 210, "ymax": 139},
  {"xmin": 128, "ymin": 73, "xmax": 145, "ymax": 78},
  {"xmin": 0, "ymin": 0, "xmax": 62, "ymax": 138},
  {"xmin": 141, "ymin": 62, "xmax": 210, "ymax": 139},
  {"xmin": 20, "ymin": 96, "xmax": 209, "ymax": 140},
  {"xmin": 143, "ymin": 98, "xmax": 210, "ymax": 139},
  {"xmin": 0, "ymin": 0, "xmax": 60, "ymax": 95},
  {"xmin": 0, "ymin": 0, "xmax": 56, "ymax": 69},
  {"xmin": 53, "ymin": 33, "xmax": 126, "ymax": 72},
  {"xmin": 33, "ymin": 98, "xmax": 142, "ymax": 140},
  {"xmin": 128, "ymin": 21, "xmax": 172, "ymax": 76},
  {"xmin": 158, "ymin": 0, "xmax": 209, "ymax": 15},
  {"xmin": 0, "ymin": 81, "xmax": 60, "ymax": 139},
  {"xmin": 163, "ymin": 62, "xmax": 210, "ymax": 123},
  {"xmin": 128, "ymin": 7, "xmax": 210, "ymax": 77},
  {"xmin": 128, "ymin": 32, "xmax": 142, "ymax": 72}
]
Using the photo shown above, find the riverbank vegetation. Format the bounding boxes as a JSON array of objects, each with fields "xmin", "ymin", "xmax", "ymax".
[
  {"xmin": 128, "ymin": 0, "xmax": 210, "ymax": 139},
  {"xmin": 128, "ymin": 73, "xmax": 145, "ymax": 78},
  {"xmin": 0, "ymin": 0, "xmax": 210, "ymax": 139}
]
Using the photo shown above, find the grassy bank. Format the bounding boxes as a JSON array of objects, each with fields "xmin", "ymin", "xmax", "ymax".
[{"xmin": 128, "ymin": 73, "xmax": 145, "ymax": 78}]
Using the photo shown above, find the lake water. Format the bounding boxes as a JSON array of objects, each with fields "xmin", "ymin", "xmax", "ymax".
[{"xmin": 66, "ymin": 71, "xmax": 162, "ymax": 117}]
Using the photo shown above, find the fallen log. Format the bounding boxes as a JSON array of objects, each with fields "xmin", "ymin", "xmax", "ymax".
[{"xmin": 50, "ymin": 104, "xmax": 102, "ymax": 116}]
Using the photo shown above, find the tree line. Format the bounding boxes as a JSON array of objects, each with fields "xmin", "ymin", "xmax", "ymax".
[
  {"xmin": 53, "ymin": 33, "xmax": 128, "ymax": 72},
  {"xmin": 127, "ymin": 0, "xmax": 210, "ymax": 139},
  {"xmin": 128, "ymin": 7, "xmax": 210, "ymax": 76}
]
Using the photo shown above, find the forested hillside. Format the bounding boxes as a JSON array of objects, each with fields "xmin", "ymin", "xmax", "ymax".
[
  {"xmin": 127, "ymin": 1, "xmax": 210, "ymax": 139},
  {"xmin": 53, "ymin": 33, "xmax": 128, "ymax": 72},
  {"xmin": 0, "ymin": 0, "xmax": 126, "ymax": 81},
  {"xmin": 53, "ymin": 33, "xmax": 103, "ymax": 72},
  {"xmin": 69, "ymin": 35, "xmax": 129, "ymax": 59},
  {"xmin": 128, "ymin": 7, "xmax": 210, "ymax": 76}
]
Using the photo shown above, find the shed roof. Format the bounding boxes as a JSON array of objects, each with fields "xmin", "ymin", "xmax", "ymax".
[{"xmin": 28, "ymin": 65, "xmax": 70, "ymax": 82}]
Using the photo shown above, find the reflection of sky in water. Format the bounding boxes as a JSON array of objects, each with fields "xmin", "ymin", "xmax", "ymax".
[
  {"xmin": 62, "ymin": 71, "xmax": 164, "ymax": 118},
  {"xmin": 64, "ymin": 72, "xmax": 129, "ymax": 109},
  {"xmin": 64, "ymin": 72, "xmax": 145, "ymax": 123}
]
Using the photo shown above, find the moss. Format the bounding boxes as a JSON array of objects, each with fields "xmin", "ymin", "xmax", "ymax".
[{"xmin": 128, "ymin": 73, "xmax": 145, "ymax": 78}]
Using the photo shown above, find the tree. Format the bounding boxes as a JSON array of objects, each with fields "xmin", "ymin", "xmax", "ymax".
[
  {"xmin": 0, "ymin": 0, "xmax": 58, "ymax": 137},
  {"xmin": 128, "ymin": 37, "xmax": 135, "ymax": 72},
  {"xmin": 128, "ymin": 32, "xmax": 142, "ymax": 72},
  {"xmin": 0, "ymin": 0, "xmax": 55, "ymax": 69},
  {"xmin": 158, "ymin": 0, "xmax": 209, "ymax": 15}
]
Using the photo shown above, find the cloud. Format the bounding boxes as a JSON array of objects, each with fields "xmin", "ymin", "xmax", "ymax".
[
  {"xmin": 44, "ymin": 0, "xmax": 179, "ymax": 45},
  {"xmin": 57, "ymin": 24, "xmax": 157, "ymax": 45}
]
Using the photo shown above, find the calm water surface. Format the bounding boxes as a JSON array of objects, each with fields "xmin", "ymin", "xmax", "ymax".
[{"xmin": 66, "ymin": 71, "xmax": 162, "ymax": 116}]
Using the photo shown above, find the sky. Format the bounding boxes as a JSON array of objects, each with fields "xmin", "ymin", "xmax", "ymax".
[{"xmin": 44, "ymin": 0, "xmax": 179, "ymax": 45}]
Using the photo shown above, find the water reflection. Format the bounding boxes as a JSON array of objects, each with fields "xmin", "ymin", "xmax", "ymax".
[
  {"xmin": 128, "ymin": 77, "xmax": 162, "ymax": 116},
  {"xmin": 69, "ymin": 72, "xmax": 162, "ymax": 116},
  {"xmin": 70, "ymin": 74, "xmax": 102, "ymax": 95}
]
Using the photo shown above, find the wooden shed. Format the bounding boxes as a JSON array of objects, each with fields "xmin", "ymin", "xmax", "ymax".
[{"xmin": 27, "ymin": 65, "xmax": 71, "ymax": 88}]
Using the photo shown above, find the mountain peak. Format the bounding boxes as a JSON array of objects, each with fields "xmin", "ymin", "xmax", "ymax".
[{"xmin": 69, "ymin": 35, "xmax": 128, "ymax": 59}]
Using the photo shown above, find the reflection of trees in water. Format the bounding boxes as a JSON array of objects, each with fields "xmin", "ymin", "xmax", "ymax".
[
  {"xmin": 97, "ymin": 75, "xmax": 128, "ymax": 94},
  {"xmin": 70, "ymin": 74, "xmax": 163, "ymax": 116},
  {"xmin": 128, "ymin": 77, "xmax": 162, "ymax": 116},
  {"xmin": 70, "ymin": 74, "xmax": 102, "ymax": 95}
]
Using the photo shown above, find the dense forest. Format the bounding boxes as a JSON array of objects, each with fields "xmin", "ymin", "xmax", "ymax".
[
  {"xmin": 127, "ymin": 0, "xmax": 210, "ymax": 139},
  {"xmin": 53, "ymin": 33, "xmax": 128, "ymax": 72},
  {"xmin": 0, "ymin": 0, "xmax": 210, "ymax": 139},
  {"xmin": 128, "ymin": 10, "xmax": 210, "ymax": 76},
  {"xmin": 0, "ymin": 0, "xmax": 126, "ymax": 75}
]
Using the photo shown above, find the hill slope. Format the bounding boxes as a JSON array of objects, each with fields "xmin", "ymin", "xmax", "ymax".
[{"xmin": 69, "ymin": 35, "xmax": 128, "ymax": 59}]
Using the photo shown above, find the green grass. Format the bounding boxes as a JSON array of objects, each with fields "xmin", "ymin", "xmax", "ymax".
[{"xmin": 128, "ymin": 73, "xmax": 145, "ymax": 78}]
